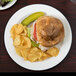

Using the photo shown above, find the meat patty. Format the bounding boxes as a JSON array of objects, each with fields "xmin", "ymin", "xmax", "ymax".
[{"xmin": 36, "ymin": 16, "xmax": 64, "ymax": 47}]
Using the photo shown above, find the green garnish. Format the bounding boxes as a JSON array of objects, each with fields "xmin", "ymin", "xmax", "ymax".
[
  {"xmin": 2, "ymin": 0, "xmax": 13, "ymax": 2},
  {"xmin": 21, "ymin": 12, "xmax": 45, "ymax": 26},
  {"xmin": 27, "ymin": 27, "xmax": 39, "ymax": 47},
  {"xmin": 27, "ymin": 28, "xmax": 31, "ymax": 38},
  {"xmin": 31, "ymin": 40, "xmax": 39, "ymax": 47}
]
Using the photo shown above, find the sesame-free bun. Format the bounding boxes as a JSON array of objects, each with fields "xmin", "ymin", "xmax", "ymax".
[{"xmin": 36, "ymin": 16, "xmax": 64, "ymax": 47}]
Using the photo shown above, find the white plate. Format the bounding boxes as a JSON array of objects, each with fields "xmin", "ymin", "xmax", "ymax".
[
  {"xmin": 0, "ymin": 0, "xmax": 17, "ymax": 10},
  {"xmin": 4, "ymin": 4, "xmax": 72, "ymax": 71}
]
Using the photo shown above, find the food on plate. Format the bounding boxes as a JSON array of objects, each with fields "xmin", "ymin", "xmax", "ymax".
[
  {"xmin": 31, "ymin": 40, "xmax": 39, "ymax": 47},
  {"xmin": 10, "ymin": 24, "xmax": 27, "ymax": 40},
  {"xmin": 21, "ymin": 12, "xmax": 45, "ymax": 26},
  {"xmin": 0, "ymin": 0, "xmax": 13, "ymax": 7},
  {"xmin": 27, "ymin": 28, "xmax": 31, "ymax": 38},
  {"xmin": 47, "ymin": 47, "xmax": 59, "ymax": 56},
  {"xmin": 13, "ymin": 35, "xmax": 21, "ymax": 46},
  {"xmin": 15, "ymin": 24, "xmax": 24, "ymax": 34},
  {"xmin": 10, "ymin": 12, "xmax": 64, "ymax": 62},
  {"xmin": 15, "ymin": 46, "xmax": 22, "ymax": 57},
  {"xmin": 36, "ymin": 16, "xmax": 64, "ymax": 47},
  {"xmin": 27, "ymin": 47, "xmax": 42, "ymax": 62},
  {"xmin": 20, "ymin": 36, "xmax": 31, "ymax": 48}
]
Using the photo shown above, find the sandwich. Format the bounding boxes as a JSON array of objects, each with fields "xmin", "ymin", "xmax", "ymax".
[{"xmin": 30, "ymin": 16, "xmax": 64, "ymax": 51}]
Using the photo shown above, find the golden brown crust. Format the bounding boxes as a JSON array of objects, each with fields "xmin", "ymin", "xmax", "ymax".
[{"xmin": 36, "ymin": 16, "xmax": 64, "ymax": 47}]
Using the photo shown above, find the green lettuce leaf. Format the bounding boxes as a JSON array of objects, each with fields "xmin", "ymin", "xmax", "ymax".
[
  {"xmin": 31, "ymin": 40, "xmax": 39, "ymax": 47},
  {"xmin": 27, "ymin": 28, "xmax": 31, "ymax": 38}
]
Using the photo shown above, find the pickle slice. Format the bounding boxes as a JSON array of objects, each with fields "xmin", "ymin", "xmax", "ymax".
[{"xmin": 21, "ymin": 12, "xmax": 45, "ymax": 26}]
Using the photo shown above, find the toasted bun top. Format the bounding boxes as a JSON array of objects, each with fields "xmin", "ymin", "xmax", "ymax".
[{"xmin": 36, "ymin": 16, "xmax": 64, "ymax": 47}]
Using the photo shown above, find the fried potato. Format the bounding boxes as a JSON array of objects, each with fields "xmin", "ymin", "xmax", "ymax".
[
  {"xmin": 13, "ymin": 35, "xmax": 21, "ymax": 46},
  {"xmin": 20, "ymin": 36, "xmax": 31, "ymax": 48},
  {"xmin": 38, "ymin": 52, "xmax": 50, "ymax": 61},
  {"xmin": 16, "ymin": 24, "xmax": 24, "ymax": 34},
  {"xmin": 10, "ymin": 23, "xmax": 60, "ymax": 62},
  {"xmin": 30, "ymin": 47, "xmax": 42, "ymax": 58},
  {"xmin": 20, "ymin": 29, "xmax": 27, "ymax": 36},
  {"xmin": 27, "ymin": 47, "xmax": 43, "ymax": 62},
  {"xmin": 23, "ymin": 26, "xmax": 27, "ymax": 36},
  {"xmin": 27, "ymin": 53, "xmax": 38, "ymax": 62},
  {"xmin": 24, "ymin": 29, "xmax": 27, "ymax": 36},
  {"xmin": 46, "ymin": 47, "xmax": 59, "ymax": 57},
  {"xmin": 10, "ymin": 24, "xmax": 18, "ymax": 40},
  {"xmin": 15, "ymin": 46, "xmax": 22, "ymax": 57},
  {"xmin": 15, "ymin": 46, "xmax": 30, "ymax": 60},
  {"xmin": 20, "ymin": 48, "xmax": 30, "ymax": 60}
]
